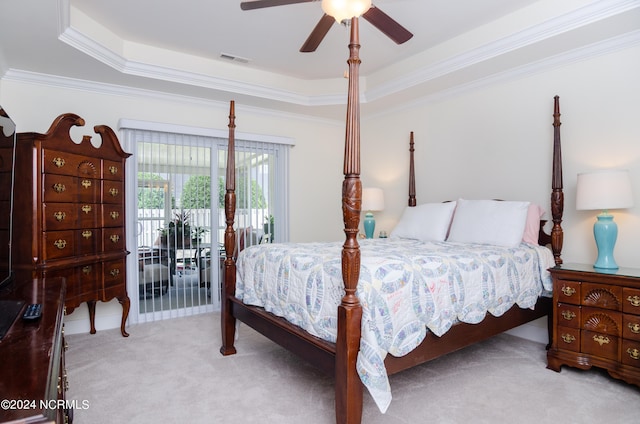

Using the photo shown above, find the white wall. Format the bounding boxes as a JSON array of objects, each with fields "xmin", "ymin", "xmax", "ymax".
[
  {"xmin": 0, "ymin": 81, "xmax": 345, "ymax": 334},
  {"xmin": 363, "ymin": 43, "xmax": 640, "ymax": 270},
  {"xmin": 2, "ymin": 42, "xmax": 638, "ymax": 337}
]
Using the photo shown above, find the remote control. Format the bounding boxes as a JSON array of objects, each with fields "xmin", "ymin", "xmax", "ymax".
[{"xmin": 22, "ymin": 303, "xmax": 42, "ymax": 320}]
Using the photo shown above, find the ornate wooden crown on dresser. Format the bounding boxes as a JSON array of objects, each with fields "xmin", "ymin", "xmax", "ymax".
[
  {"xmin": 547, "ymin": 263, "xmax": 640, "ymax": 387},
  {"xmin": 13, "ymin": 113, "xmax": 131, "ymax": 337}
]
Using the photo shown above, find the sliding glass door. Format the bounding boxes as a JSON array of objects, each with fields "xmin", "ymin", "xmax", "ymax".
[{"xmin": 121, "ymin": 121, "xmax": 291, "ymax": 324}]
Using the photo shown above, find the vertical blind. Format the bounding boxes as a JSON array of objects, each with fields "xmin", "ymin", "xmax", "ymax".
[{"xmin": 121, "ymin": 123, "xmax": 291, "ymax": 324}]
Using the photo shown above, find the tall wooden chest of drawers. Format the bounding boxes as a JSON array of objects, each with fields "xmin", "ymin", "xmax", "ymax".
[
  {"xmin": 13, "ymin": 113, "xmax": 131, "ymax": 337},
  {"xmin": 547, "ymin": 263, "xmax": 640, "ymax": 386}
]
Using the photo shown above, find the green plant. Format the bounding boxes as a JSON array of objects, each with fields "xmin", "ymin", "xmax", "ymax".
[{"xmin": 158, "ymin": 211, "xmax": 191, "ymax": 237}]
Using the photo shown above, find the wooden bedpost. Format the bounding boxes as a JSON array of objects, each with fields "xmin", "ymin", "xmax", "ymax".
[
  {"xmin": 408, "ymin": 131, "xmax": 416, "ymax": 207},
  {"xmin": 551, "ymin": 96, "xmax": 564, "ymax": 265},
  {"xmin": 336, "ymin": 17, "xmax": 364, "ymax": 424},
  {"xmin": 220, "ymin": 100, "xmax": 238, "ymax": 356}
]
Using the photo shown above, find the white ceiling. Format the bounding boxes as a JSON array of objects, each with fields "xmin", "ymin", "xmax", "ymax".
[{"xmin": 1, "ymin": 0, "xmax": 639, "ymax": 121}]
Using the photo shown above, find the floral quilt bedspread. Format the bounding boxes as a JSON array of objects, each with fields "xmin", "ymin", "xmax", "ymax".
[{"xmin": 235, "ymin": 238, "xmax": 555, "ymax": 413}]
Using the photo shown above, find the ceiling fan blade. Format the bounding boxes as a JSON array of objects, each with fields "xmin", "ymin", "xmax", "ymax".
[
  {"xmin": 240, "ymin": 0, "xmax": 314, "ymax": 11},
  {"xmin": 300, "ymin": 14, "xmax": 335, "ymax": 53},
  {"xmin": 362, "ymin": 6, "xmax": 413, "ymax": 45}
]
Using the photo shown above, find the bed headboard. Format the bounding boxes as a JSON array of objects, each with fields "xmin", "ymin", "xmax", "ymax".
[{"xmin": 404, "ymin": 97, "xmax": 564, "ymax": 264}]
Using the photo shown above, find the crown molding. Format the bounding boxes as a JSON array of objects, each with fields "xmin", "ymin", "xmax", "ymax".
[
  {"xmin": 365, "ymin": 29, "xmax": 640, "ymax": 122},
  {"xmin": 1, "ymin": 68, "xmax": 343, "ymax": 126},
  {"xmin": 55, "ymin": 0, "xmax": 639, "ymax": 107},
  {"xmin": 365, "ymin": 0, "xmax": 640, "ymax": 102}
]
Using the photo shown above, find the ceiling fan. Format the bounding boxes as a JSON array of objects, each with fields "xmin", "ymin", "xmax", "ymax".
[{"xmin": 240, "ymin": 0, "xmax": 413, "ymax": 52}]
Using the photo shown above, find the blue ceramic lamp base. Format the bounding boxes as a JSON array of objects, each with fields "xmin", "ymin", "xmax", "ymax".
[
  {"xmin": 593, "ymin": 212, "xmax": 619, "ymax": 270},
  {"xmin": 364, "ymin": 212, "xmax": 375, "ymax": 239}
]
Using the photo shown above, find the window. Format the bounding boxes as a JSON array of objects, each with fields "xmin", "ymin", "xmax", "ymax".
[{"xmin": 120, "ymin": 119, "xmax": 292, "ymax": 324}]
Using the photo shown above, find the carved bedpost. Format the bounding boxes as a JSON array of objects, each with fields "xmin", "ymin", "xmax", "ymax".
[
  {"xmin": 220, "ymin": 100, "xmax": 238, "ymax": 356},
  {"xmin": 408, "ymin": 131, "xmax": 416, "ymax": 207},
  {"xmin": 551, "ymin": 96, "xmax": 564, "ymax": 265},
  {"xmin": 336, "ymin": 17, "xmax": 364, "ymax": 424}
]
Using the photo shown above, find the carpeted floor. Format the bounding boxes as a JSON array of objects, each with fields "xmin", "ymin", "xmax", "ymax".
[{"xmin": 66, "ymin": 312, "xmax": 639, "ymax": 423}]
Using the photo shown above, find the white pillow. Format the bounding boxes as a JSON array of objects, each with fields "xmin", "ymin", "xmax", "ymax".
[
  {"xmin": 390, "ymin": 201, "xmax": 457, "ymax": 242},
  {"xmin": 447, "ymin": 199, "xmax": 530, "ymax": 247}
]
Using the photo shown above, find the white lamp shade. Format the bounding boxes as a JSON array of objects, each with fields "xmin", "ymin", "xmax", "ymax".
[
  {"xmin": 576, "ymin": 169, "xmax": 634, "ymax": 211},
  {"xmin": 322, "ymin": 0, "xmax": 372, "ymax": 22},
  {"xmin": 362, "ymin": 187, "xmax": 385, "ymax": 211}
]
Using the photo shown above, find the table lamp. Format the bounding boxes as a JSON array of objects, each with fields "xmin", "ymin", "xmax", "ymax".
[
  {"xmin": 576, "ymin": 169, "xmax": 634, "ymax": 269},
  {"xmin": 362, "ymin": 188, "xmax": 385, "ymax": 239}
]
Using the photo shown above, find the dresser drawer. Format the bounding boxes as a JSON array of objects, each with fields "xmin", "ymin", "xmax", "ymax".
[
  {"xmin": 557, "ymin": 326, "xmax": 581, "ymax": 352},
  {"xmin": 43, "ymin": 202, "xmax": 100, "ymax": 230},
  {"xmin": 43, "ymin": 230, "xmax": 75, "ymax": 260},
  {"xmin": 624, "ymin": 287, "xmax": 640, "ymax": 314},
  {"xmin": 624, "ymin": 313, "xmax": 640, "ymax": 341},
  {"xmin": 43, "ymin": 149, "xmax": 99, "ymax": 178},
  {"xmin": 581, "ymin": 306, "xmax": 622, "ymax": 336},
  {"xmin": 581, "ymin": 330, "xmax": 618, "ymax": 361},
  {"xmin": 622, "ymin": 339, "xmax": 640, "ymax": 368},
  {"xmin": 557, "ymin": 279, "xmax": 581, "ymax": 304},
  {"xmin": 102, "ymin": 204, "xmax": 124, "ymax": 227},
  {"xmin": 557, "ymin": 303, "xmax": 581, "ymax": 328},
  {"xmin": 582, "ymin": 282, "xmax": 623, "ymax": 311},
  {"xmin": 47, "ymin": 263, "xmax": 101, "ymax": 302},
  {"xmin": 43, "ymin": 174, "xmax": 100, "ymax": 203},
  {"xmin": 103, "ymin": 227, "xmax": 126, "ymax": 252},
  {"xmin": 103, "ymin": 259, "xmax": 126, "ymax": 299},
  {"xmin": 43, "ymin": 229, "xmax": 102, "ymax": 259},
  {"xmin": 103, "ymin": 159, "xmax": 124, "ymax": 181},
  {"xmin": 102, "ymin": 180, "xmax": 124, "ymax": 204}
]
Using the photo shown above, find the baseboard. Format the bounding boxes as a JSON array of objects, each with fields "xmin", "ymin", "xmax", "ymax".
[{"xmin": 506, "ymin": 317, "xmax": 548, "ymax": 344}]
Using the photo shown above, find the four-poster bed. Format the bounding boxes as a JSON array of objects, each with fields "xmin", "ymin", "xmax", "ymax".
[{"xmin": 219, "ymin": 17, "xmax": 564, "ymax": 424}]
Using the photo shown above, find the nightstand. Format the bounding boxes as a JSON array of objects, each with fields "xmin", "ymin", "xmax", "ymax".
[{"xmin": 547, "ymin": 263, "xmax": 640, "ymax": 387}]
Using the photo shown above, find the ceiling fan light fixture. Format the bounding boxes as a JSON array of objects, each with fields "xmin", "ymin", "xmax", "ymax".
[{"xmin": 321, "ymin": 0, "xmax": 372, "ymax": 23}]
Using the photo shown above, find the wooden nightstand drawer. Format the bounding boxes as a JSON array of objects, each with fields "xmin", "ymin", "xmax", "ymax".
[
  {"xmin": 557, "ymin": 326, "xmax": 580, "ymax": 351},
  {"xmin": 557, "ymin": 279, "xmax": 581, "ymax": 304},
  {"xmin": 624, "ymin": 287, "xmax": 640, "ymax": 314},
  {"xmin": 581, "ymin": 330, "xmax": 618, "ymax": 361},
  {"xmin": 624, "ymin": 313, "xmax": 640, "ymax": 341},
  {"xmin": 557, "ymin": 303, "xmax": 580, "ymax": 328},
  {"xmin": 581, "ymin": 306, "xmax": 622, "ymax": 336},
  {"xmin": 582, "ymin": 282, "xmax": 623, "ymax": 311},
  {"xmin": 622, "ymin": 340, "xmax": 640, "ymax": 367}
]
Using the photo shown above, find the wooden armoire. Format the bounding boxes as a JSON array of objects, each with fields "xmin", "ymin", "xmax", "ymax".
[{"xmin": 13, "ymin": 113, "xmax": 131, "ymax": 337}]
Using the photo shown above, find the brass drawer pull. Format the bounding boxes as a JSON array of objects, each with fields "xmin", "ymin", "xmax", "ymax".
[
  {"xmin": 82, "ymin": 230, "xmax": 92, "ymax": 239},
  {"xmin": 627, "ymin": 348, "xmax": 640, "ymax": 360},
  {"xmin": 54, "ymin": 239, "xmax": 67, "ymax": 249},
  {"xmin": 82, "ymin": 265, "xmax": 92, "ymax": 274},
  {"xmin": 81, "ymin": 179, "xmax": 92, "ymax": 188},
  {"xmin": 82, "ymin": 205, "xmax": 92, "ymax": 214},
  {"xmin": 110, "ymin": 211, "xmax": 119, "ymax": 220},
  {"xmin": 109, "ymin": 187, "xmax": 119, "ymax": 197},
  {"xmin": 54, "ymin": 211, "xmax": 66, "ymax": 222},
  {"xmin": 561, "ymin": 333, "xmax": 576, "ymax": 344},
  {"xmin": 628, "ymin": 322, "xmax": 640, "ymax": 334},
  {"xmin": 109, "ymin": 165, "xmax": 118, "ymax": 175},
  {"xmin": 628, "ymin": 295, "xmax": 640, "ymax": 307},
  {"xmin": 53, "ymin": 183, "xmax": 66, "ymax": 193},
  {"xmin": 593, "ymin": 335, "xmax": 610, "ymax": 346},
  {"xmin": 52, "ymin": 157, "xmax": 65, "ymax": 168},
  {"xmin": 110, "ymin": 234, "xmax": 120, "ymax": 243},
  {"xmin": 561, "ymin": 286, "xmax": 576, "ymax": 297},
  {"xmin": 110, "ymin": 268, "xmax": 120, "ymax": 277},
  {"xmin": 561, "ymin": 310, "xmax": 576, "ymax": 321}
]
